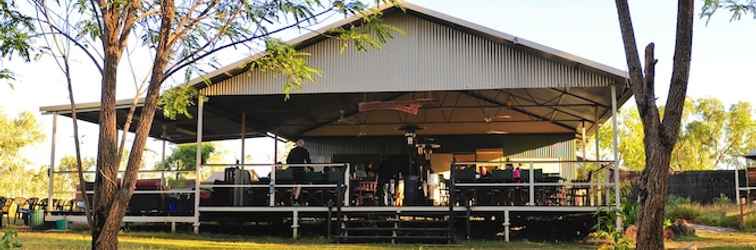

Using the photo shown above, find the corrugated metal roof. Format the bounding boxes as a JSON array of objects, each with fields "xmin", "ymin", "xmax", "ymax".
[{"xmin": 196, "ymin": 3, "xmax": 628, "ymax": 96}]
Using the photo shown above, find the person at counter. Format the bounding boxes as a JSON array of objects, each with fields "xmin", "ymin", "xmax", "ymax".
[{"xmin": 286, "ymin": 139, "xmax": 311, "ymax": 205}]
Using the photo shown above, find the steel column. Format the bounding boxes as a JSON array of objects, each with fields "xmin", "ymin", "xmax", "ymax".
[
  {"xmin": 193, "ymin": 95, "xmax": 204, "ymax": 234},
  {"xmin": 292, "ymin": 210, "xmax": 299, "ymax": 239},
  {"xmin": 610, "ymin": 85, "xmax": 621, "ymax": 229},
  {"xmin": 47, "ymin": 113, "xmax": 58, "ymax": 213},
  {"xmin": 270, "ymin": 135, "xmax": 277, "ymax": 207},
  {"xmin": 241, "ymin": 112, "xmax": 246, "ymax": 164},
  {"xmin": 735, "ymin": 165, "xmax": 741, "ymax": 208},
  {"xmin": 504, "ymin": 210, "xmax": 510, "ymax": 242},
  {"xmin": 344, "ymin": 164, "xmax": 350, "ymax": 206},
  {"xmin": 528, "ymin": 163, "xmax": 535, "ymax": 206}
]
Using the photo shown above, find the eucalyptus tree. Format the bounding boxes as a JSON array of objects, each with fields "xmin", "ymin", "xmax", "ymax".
[
  {"xmin": 0, "ymin": 0, "xmax": 33, "ymax": 84},
  {"xmin": 613, "ymin": 0, "xmax": 694, "ymax": 249},
  {"xmin": 28, "ymin": 0, "xmax": 400, "ymax": 248}
]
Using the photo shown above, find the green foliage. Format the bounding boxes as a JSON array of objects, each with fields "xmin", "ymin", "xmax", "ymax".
[
  {"xmin": 697, "ymin": 211, "xmax": 740, "ymax": 228},
  {"xmin": 591, "ymin": 208, "xmax": 633, "ymax": 250},
  {"xmin": 156, "ymin": 143, "xmax": 215, "ymax": 171},
  {"xmin": 0, "ymin": 230, "xmax": 21, "ymax": 249},
  {"xmin": 598, "ymin": 97, "xmax": 754, "ymax": 171},
  {"xmin": 334, "ymin": 8, "xmax": 404, "ymax": 53},
  {"xmin": 159, "ymin": 84, "xmax": 199, "ymax": 120},
  {"xmin": 249, "ymin": 39, "xmax": 321, "ymax": 99},
  {"xmin": 0, "ymin": 111, "xmax": 44, "ymax": 197},
  {"xmin": 744, "ymin": 213, "xmax": 756, "ymax": 232},
  {"xmin": 159, "ymin": 1, "xmax": 402, "ymax": 115},
  {"xmin": 663, "ymin": 196, "xmax": 747, "ymax": 230},
  {"xmin": 621, "ymin": 199, "xmax": 639, "ymax": 226},
  {"xmin": 667, "ymin": 203, "xmax": 702, "ymax": 221},
  {"xmin": 702, "ymin": 0, "xmax": 756, "ymax": 23},
  {"xmin": 0, "ymin": 0, "xmax": 33, "ymax": 84}
]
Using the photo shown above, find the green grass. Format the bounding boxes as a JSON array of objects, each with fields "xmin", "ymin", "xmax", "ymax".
[
  {"xmin": 667, "ymin": 230, "xmax": 756, "ymax": 249},
  {"xmin": 10, "ymin": 228, "xmax": 756, "ymax": 250},
  {"xmin": 15, "ymin": 230, "xmax": 595, "ymax": 250},
  {"xmin": 665, "ymin": 198, "xmax": 756, "ymax": 232}
]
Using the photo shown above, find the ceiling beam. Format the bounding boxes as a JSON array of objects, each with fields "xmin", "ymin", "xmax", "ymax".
[
  {"xmin": 506, "ymin": 91, "xmax": 595, "ymax": 122},
  {"xmin": 548, "ymin": 88, "xmax": 608, "ymax": 108},
  {"xmin": 277, "ymin": 119, "xmax": 585, "ymax": 127},
  {"xmin": 293, "ymin": 92, "xmax": 408, "ymax": 137},
  {"xmin": 462, "ymin": 91, "xmax": 576, "ymax": 132}
]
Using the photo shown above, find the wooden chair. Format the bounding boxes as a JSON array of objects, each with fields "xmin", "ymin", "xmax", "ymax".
[
  {"xmin": 354, "ymin": 178, "xmax": 378, "ymax": 206},
  {"xmin": 5, "ymin": 199, "xmax": 18, "ymax": 225},
  {"xmin": 12, "ymin": 198, "xmax": 27, "ymax": 225}
]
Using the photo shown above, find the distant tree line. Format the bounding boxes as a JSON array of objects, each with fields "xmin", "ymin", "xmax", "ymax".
[{"xmin": 591, "ymin": 97, "xmax": 755, "ymax": 171}]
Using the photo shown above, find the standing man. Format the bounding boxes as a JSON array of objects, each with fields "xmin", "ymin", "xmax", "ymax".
[
  {"xmin": 286, "ymin": 139, "xmax": 311, "ymax": 205},
  {"xmin": 286, "ymin": 139, "xmax": 311, "ymax": 165}
]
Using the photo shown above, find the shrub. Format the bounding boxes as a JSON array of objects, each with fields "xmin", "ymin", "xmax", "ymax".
[
  {"xmin": 0, "ymin": 230, "xmax": 22, "ymax": 249},
  {"xmin": 743, "ymin": 213, "xmax": 756, "ymax": 232},
  {"xmin": 712, "ymin": 194, "xmax": 732, "ymax": 206},
  {"xmin": 696, "ymin": 212, "xmax": 739, "ymax": 228},
  {"xmin": 667, "ymin": 195, "xmax": 692, "ymax": 207},
  {"xmin": 666, "ymin": 203, "xmax": 702, "ymax": 221}
]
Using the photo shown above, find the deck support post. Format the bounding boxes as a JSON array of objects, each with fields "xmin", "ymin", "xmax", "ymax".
[
  {"xmin": 48, "ymin": 113, "xmax": 58, "ymax": 214},
  {"xmin": 503, "ymin": 210, "xmax": 510, "ymax": 242},
  {"xmin": 270, "ymin": 135, "xmax": 277, "ymax": 207},
  {"xmin": 193, "ymin": 95, "xmax": 204, "ymax": 234},
  {"xmin": 239, "ymin": 112, "xmax": 247, "ymax": 206},
  {"xmin": 527, "ymin": 163, "xmax": 535, "ymax": 206},
  {"xmin": 735, "ymin": 164, "xmax": 741, "ymax": 209},
  {"xmin": 292, "ymin": 210, "xmax": 299, "ymax": 239},
  {"xmin": 610, "ymin": 84, "xmax": 621, "ymax": 230},
  {"xmin": 240, "ymin": 112, "xmax": 246, "ymax": 165},
  {"xmin": 344, "ymin": 164, "xmax": 350, "ymax": 206},
  {"xmin": 171, "ymin": 222, "xmax": 176, "ymax": 233}
]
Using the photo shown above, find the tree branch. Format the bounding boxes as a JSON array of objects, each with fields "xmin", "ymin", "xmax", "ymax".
[
  {"xmin": 661, "ymin": 0, "xmax": 695, "ymax": 147},
  {"xmin": 163, "ymin": 6, "xmax": 335, "ymax": 82}
]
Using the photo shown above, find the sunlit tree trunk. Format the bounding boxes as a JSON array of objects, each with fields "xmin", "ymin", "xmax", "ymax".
[{"xmin": 613, "ymin": 0, "xmax": 694, "ymax": 249}]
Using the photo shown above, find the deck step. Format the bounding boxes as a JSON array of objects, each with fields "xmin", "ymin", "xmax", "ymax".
[
  {"xmin": 343, "ymin": 227, "xmax": 450, "ymax": 232},
  {"xmin": 335, "ymin": 235, "xmax": 453, "ymax": 243}
]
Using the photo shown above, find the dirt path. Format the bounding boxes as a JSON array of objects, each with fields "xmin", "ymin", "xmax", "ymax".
[{"xmin": 690, "ymin": 223, "xmax": 738, "ymax": 233}]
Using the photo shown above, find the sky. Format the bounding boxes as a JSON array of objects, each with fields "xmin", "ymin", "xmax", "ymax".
[{"xmin": 0, "ymin": 0, "xmax": 754, "ymax": 170}]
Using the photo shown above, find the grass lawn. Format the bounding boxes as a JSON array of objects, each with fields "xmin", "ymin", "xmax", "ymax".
[
  {"xmin": 8, "ymin": 229, "xmax": 756, "ymax": 250},
  {"xmin": 15, "ymin": 230, "xmax": 593, "ymax": 250}
]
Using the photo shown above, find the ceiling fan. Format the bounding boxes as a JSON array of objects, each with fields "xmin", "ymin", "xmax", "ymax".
[{"xmin": 335, "ymin": 109, "xmax": 358, "ymax": 125}]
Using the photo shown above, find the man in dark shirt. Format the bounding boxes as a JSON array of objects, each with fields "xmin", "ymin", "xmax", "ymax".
[
  {"xmin": 286, "ymin": 139, "xmax": 311, "ymax": 204},
  {"xmin": 286, "ymin": 139, "xmax": 311, "ymax": 165}
]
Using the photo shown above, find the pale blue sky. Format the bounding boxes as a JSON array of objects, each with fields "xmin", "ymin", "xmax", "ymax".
[{"xmin": 1, "ymin": 0, "xmax": 754, "ymax": 168}]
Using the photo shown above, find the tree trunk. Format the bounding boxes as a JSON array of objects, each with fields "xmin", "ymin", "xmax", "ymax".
[
  {"xmin": 63, "ymin": 54, "xmax": 93, "ymax": 227},
  {"xmin": 636, "ymin": 141, "xmax": 673, "ymax": 249},
  {"xmin": 92, "ymin": 50, "xmax": 121, "ymax": 250},
  {"xmin": 613, "ymin": 0, "xmax": 694, "ymax": 249},
  {"xmin": 93, "ymin": 1, "xmax": 175, "ymax": 248},
  {"xmin": 92, "ymin": 9, "xmax": 128, "ymax": 246}
]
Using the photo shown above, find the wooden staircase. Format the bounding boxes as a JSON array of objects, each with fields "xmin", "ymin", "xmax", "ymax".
[{"xmin": 335, "ymin": 211, "xmax": 455, "ymax": 244}]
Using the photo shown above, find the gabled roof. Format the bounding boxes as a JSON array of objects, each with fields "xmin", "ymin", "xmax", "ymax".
[
  {"xmin": 186, "ymin": 2, "xmax": 628, "ymax": 93},
  {"xmin": 39, "ymin": 2, "xmax": 632, "ymax": 143}
]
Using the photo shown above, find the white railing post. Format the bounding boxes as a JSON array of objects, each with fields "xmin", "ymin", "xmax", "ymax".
[
  {"xmin": 504, "ymin": 210, "xmax": 510, "ymax": 242},
  {"xmin": 48, "ymin": 113, "xmax": 57, "ymax": 214},
  {"xmin": 611, "ymin": 84, "xmax": 622, "ymax": 229},
  {"xmin": 735, "ymin": 165, "xmax": 741, "ymax": 207},
  {"xmin": 193, "ymin": 95, "xmax": 204, "ymax": 234},
  {"xmin": 528, "ymin": 162, "xmax": 535, "ymax": 206},
  {"xmin": 270, "ymin": 135, "xmax": 277, "ymax": 207},
  {"xmin": 344, "ymin": 163, "xmax": 350, "ymax": 207},
  {"xmin": 269, "ymin": 165, "xmax": 276, "ymax": 207}
]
